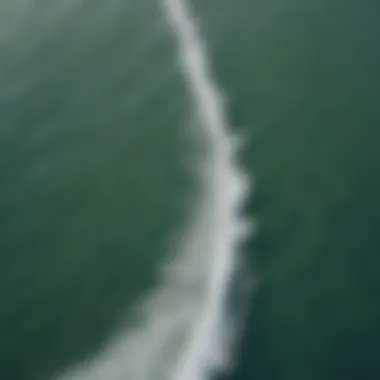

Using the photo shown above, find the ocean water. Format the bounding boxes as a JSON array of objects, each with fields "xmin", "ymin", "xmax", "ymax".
[{"xmin": 1, "ymin": 1, "xmax": 380, "ymax": 380}]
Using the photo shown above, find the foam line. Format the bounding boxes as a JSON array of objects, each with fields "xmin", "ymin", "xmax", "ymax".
[{"xmin": 161, "ymin": 1, "xmax": 251, "ymax": 379}]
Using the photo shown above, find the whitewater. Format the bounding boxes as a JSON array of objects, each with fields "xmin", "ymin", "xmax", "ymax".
[{"xmin": 54, "ymin": 0, "xmax": 251, "ymax": 379}]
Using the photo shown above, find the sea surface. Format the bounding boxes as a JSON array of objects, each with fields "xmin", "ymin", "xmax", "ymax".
[{"xmin": 1, "ymin": 1, "xmax": 379, "ymax": 380}]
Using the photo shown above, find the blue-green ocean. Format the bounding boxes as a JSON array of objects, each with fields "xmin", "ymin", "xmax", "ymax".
[{"xmin": 1, "ymin": 1, "xmax": 379, "ymax": 380}]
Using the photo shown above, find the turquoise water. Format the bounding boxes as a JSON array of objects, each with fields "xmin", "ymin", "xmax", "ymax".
[{"xmin": 1, "ymin": 1, "xmax": 380, "ymax": 380}]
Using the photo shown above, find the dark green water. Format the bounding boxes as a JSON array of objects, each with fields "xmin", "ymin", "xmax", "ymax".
[
  {"xmin": 0, "ymin": 2, "xmax": 198, "ymax": 379},
  {"xmin": 195, "ymin": 1, "xmax": 380, "ymax": 379},
  {"xmin": 1, "ymin": 0, "xmax": 380, "ymax": 379}
]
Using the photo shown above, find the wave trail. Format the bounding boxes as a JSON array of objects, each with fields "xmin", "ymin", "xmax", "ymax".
[{"xmin": 161, "ymin": 1, "xmax": 252, "ymax": 379}]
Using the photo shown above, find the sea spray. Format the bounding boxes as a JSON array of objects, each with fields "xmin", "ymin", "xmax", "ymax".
[{"xmin": 162, "ymin": 1, "xmax": 251, "ymax": 378}]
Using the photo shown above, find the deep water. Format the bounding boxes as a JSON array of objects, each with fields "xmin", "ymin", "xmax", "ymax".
[{"xmin": 196, "ymin": 1, "xmax": 380, "ymax": 379}]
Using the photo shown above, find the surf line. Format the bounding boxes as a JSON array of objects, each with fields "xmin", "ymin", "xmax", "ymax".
[{"xmin": 161, "ymin": 1, "xmax": 252, "ymax": 380}]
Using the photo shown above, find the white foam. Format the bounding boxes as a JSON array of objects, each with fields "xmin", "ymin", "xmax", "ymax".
[
  {"xmin": 161, "ymin": 2, "xmax": 250, "ymax": 379},
  {"xmin": 54, "ymin": 1, "xmax": 251, "ymax": 379}
]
